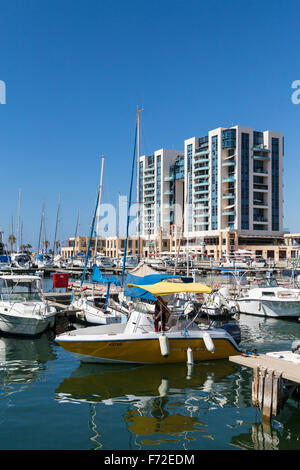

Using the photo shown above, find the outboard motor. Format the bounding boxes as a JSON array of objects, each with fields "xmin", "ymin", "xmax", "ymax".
[
  {"xmin": 292, "ymin": 340, "xmax": 300, "ymax": 355},
  {"xmin": 221, "ymin": 323, "xmax": 241, "ymax": 345}
]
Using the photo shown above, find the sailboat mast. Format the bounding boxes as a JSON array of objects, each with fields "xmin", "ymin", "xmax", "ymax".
[
  {"xmin": 37, "ymin": 200, "xmax": 45, "ymax": 254},
  {"xmin": 94, "ymin": 155, "xmax": 105, "ymax": 258},
  {"xmin": 17, "ymin": 188, "xmax": 21, "ymax": 253},
  {"xmin": 53, "ymin": 193, "xmax": 61, "ymax": 254},
  {"xmin": 136, "ymin": 106, "xmax": 142, "ymax": 262}
]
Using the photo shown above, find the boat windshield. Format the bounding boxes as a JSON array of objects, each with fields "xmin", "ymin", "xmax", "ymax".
[
  {"xmin": 0, "ymin": 278, "xmax": 42, "ymax": 302},
  {"xmin": 255, "ymin": 278, "xmax": 278, "ymax": 288}
]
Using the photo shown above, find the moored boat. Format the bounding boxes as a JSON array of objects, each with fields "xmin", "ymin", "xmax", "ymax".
[
  {"xmin": 0, "ymin": 274, "xmax": 57, "ymax": 336},
  {"xmin": 235, "ymin": 278, "xmax": 300, "ymax": 319},
  {"xmin": 56, "ymin": 281, "xmax": 241, "ymax": 364}
]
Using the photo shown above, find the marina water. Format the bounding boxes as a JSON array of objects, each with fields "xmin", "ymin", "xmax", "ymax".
[{"xmin": 0, "ymin": 276, "xmax": 300, "ymax": 450}]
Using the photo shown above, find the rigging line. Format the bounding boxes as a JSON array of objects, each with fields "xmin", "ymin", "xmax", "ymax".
[
  {"xmin": 81, "ymin": 187, "xmax": 100, "ymax": 287},
  {"xmin": 121, "ymin": 123, "xmax": 138, "ymax": 285}
]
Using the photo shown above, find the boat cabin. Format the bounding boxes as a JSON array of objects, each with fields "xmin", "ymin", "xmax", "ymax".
[{"xmin": 0, "ymin": 276, "xmax": 42, "ymax": 302}]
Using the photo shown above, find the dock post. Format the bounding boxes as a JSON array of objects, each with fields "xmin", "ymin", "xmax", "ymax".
[
  {"xmin": 262, "ymin": 369, "xmax": 274, "ymax": 422},
  {"xmin": 272, "ymin": 371, "xmax": 283, "ymax": 417},
  {"xmin": 252, "ymin": 367, "xmax": 259, "ymax": 407},
  {"xmin": 258, "ymin": 366, "xmax": 266, "ymax": 411}
]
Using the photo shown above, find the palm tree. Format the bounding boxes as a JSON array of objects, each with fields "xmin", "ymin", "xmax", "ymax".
[
  {"xmin": 25, "ymin": 244, "xmax": 32, "ymax": 253},
  {"xmin": 8, "ymin": 234, "xmax": 16, "ymax": 253},
  {"xmin": 43, "ymin": 240, "xmax": 50, "ymax": 252}
]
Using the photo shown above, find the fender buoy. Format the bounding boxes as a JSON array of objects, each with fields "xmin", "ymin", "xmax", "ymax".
[
  {"xmin": 159, "ymin": 333, "xmax": 170, "ymax": 358},
  {"xmin": 158, "ymin": 378, "xmax": 169, "ymax": 396},
  {"xmin": 81, "ymin": 286, "xmax": 88, "ymax": 291},
  {"xmin": 187, "ymin": 346, "xmax": 194, "ymax": 365},
  {"xmin": 203, "ymin": 331, "xmax": 215, "ymax": 353}
]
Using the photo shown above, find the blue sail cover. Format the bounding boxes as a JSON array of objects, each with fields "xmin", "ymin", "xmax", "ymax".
[
  {"xmin": 124, "ymin": 273, "xmax": 193, "ymax": 301},
  {"xmin": 91, "ymin": 264, "xmax": 121, "ymax": 286},
  {"xmin": 0, "ymin": 255, "xmax": 11, "ymax": 263}
]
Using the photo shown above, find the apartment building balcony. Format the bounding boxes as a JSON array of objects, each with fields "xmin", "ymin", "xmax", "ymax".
[
  {"xmin": 252, "ymin": 145, "xmax": 270, "ymax": 153},
  {"xmin": 194, "ymin": 212, "xmax": 209, "ymax": 219},
  {"xmin": 253, "ymin": 167, "xmax": 268, "ymax": 175},
  {"xmin": 222, "ymin": 192, "xmax": 235, "ymax": 199},
  {"xmin": 194, "ymin": 154, "xmax": 209, "ymax": 163},
  {"xmin": 194, "ymin": 148, "xmax": 209, "ymax": 156},
  {"xmin": 224, "ymin": 153, "xmax": 236, "ymax": 160},
  {"xmin": 194, "ymin": 173, "xmax": 209, "ymax": 181},
  {"xmin": 194, "ymin": 160, "xmax": 209, "ymax": 168},
  {"xmin": 222, "ymin": 176, "xmax": 235, "ymax": 183},
  {"xmin": 253, "ymin": 184, "xmax": 268, "ymax": 191},
  {"xmin": 194, "ymin": 189, "xmax": 209, "ymax": 196},
  {"xmin": 194, "ymin": 221, "xmax": 209, "ymax": 227},
  {"xmin": 144, "ymin": 195, "xmax": 155, "ymax": 202},
  {"xmin": 194, "ymin": 180, "xmax": 209, "ymax": 188},
  {"xmin": 253, "ymin": 201, "xmax": 268, "ymax": 207},
  {"xmin": 144, "ymin": 167, "xmax": 155, "ymax": 173},
  {"xmin": 253, "ymin": 217, "xmax": 268, "ymax": 223},
  {"xmin": 164, "ymin": 190, "xmax": 173, "ymax": 196},
  {"xmin": 164, "ymin": 203, "xmax": 174, "ymax": 209},
  {"xmin": 164, "ymin": 175, "xmax": 174, "ymax": 182},
  {"xmin": 144, "ymin": 177, "xmax": 155, "ymax": 183},
  {"xmin": 222, "ymin": 161, "xmax": 236, "ymax": 167},
  {"xmin": 222, "ymin": 210, "xmax": 236, "ymax": 216},
  {"xmin": 194, "ymin": 196, "xmax": 209, "ymax": 203},
  {"xmin": 223, "ymin": 202, "xmax": 235, "ymax": 210},
  {"xmin": 252, "ymin": 155, "xmax": 270, "ymax": 161}
]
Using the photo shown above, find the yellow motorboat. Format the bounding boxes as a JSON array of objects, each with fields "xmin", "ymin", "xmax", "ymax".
[{"xmin": 55, "ymin": 282, "xmax": 241, "ymax": 364}]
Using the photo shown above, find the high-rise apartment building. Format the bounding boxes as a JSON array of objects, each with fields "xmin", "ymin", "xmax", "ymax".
[
  {"xmin": 137, "ymin": 125, "xmax": 284, "ymax": 254},
  {"xmin": 138, "ymin": 149, "xmax": 184, "ymax": 238},
  {"xmin": 184, "ymin": 126, "xmax": 284, "ymax": 236}
]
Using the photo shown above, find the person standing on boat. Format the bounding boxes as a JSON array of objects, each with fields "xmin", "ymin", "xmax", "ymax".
[{"xmin": 154, "ymin": 296, "xmax": 170, "ymax": 332}]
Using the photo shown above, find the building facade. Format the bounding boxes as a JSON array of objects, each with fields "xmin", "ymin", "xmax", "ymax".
[
  {"xmin": 183, "ymin": 126, "xmax": 283, "ymax": 237},
  {"xmin": 137, "ymin": 125, "xmax": 284, "ymax": 259}
]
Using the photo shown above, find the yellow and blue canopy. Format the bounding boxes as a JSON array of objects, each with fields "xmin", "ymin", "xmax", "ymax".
[{"xmin": 127, "ymin": 281, "xmax": 212, "ymax": 297}]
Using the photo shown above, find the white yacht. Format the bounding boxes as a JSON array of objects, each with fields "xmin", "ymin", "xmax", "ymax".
[
  {"xmin": 235, "ymin": 278, "xmax": 300, "ymax": 318},
  {"xmin": 95, "ymin": 257, "xmax": 115, "ymax": 269},
  {"xmin": 117, "ymin": 257, "xmax": 139, "ymax": 269},
  {"xmin": 0, "ymin": 275, "xmax": 57, "ymax": 336}
]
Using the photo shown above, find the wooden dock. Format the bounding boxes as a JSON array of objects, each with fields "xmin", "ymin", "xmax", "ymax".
[{"xmin": 229, "ymin": 352, "xmax": 300, "ymax": 422}]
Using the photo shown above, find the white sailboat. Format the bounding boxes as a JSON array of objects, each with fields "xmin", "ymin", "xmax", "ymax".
[{"xmin": 72, "ymin": 156, "xmax": 128, "ymax": 326}]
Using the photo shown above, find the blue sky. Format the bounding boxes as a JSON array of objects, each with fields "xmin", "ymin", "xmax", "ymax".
[{"xmin": 0, "ymin": 0, "xmax": 300, "ymax": 249}]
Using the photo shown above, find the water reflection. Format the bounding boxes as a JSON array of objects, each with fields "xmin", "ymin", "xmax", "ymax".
[
  {"xmin": 236, "ymin": 314, "xmax": 300, "ymax": 352},
  {"xmin": 0, "ymin": 332, "xmax": 57, "ymax": 405},
  {"xmin": 56, "ymin": 360, "xmax": 246, "ymax": 449}
]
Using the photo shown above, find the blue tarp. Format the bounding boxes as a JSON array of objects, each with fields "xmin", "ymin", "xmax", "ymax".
[
  {"xmin": 124, "ymin": 273, "xmax": 193, "ymax": 301},
  {"xmin": 0, "ymin": 255, "xmax": 11, "ymax": 262},
  {"xmin": 92, "ymin": 264, "xmax": 121, "ymax": 286},
  {"xmin": 37, "ymin": 253, "xmax": 51, "ymax": 261}
]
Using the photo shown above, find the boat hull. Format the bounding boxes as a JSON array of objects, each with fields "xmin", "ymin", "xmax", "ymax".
[
  {"xmin": 237, "ymin": 299, "xmax": 300, "ymax": 318},
  {"xmin": 0, "ymin": 311, "xmax": 55, "ymax": 336},
  {"xmin": 56, "ymin": 333, "xmax": 240, "ymax": 364}
]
